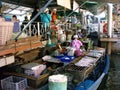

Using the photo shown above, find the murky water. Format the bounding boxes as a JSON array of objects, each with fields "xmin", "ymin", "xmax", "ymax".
[{"xmin": 98, "ymin": 54, "xmax": 120, "ymax": 90}]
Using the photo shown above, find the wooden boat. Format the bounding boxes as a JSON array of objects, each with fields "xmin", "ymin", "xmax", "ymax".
[
  {"xmin": 1, "ymin": 47, "xmax": 109, "ymax": 90},
  {"xmin": 38, "ymin": 48, "xmax": 110, "ymax": 90}
]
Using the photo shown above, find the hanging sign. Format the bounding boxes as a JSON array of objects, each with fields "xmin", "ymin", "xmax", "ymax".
[
  {"xmin": 73, "ymin": 0, "xmax": 79, "ymax": 12},
  {"xmin": 57, "ymin": 0, "xmax": 71, "ymax": 10}
]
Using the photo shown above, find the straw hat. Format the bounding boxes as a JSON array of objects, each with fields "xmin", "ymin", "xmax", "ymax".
[
  {"xmin": 78, "ymin": 29, "xmax": 81, "ymax": 32},
  {"xmin": 44, "ymin": 8, "xmax": 49, "ymax": 12},
  {"xmin": 73, "ymin": 35, "xmax": 78, "ymax": 38},
  {"xmin": 53, "ymin": 8, "xmax": 57, "ymax": 11}
]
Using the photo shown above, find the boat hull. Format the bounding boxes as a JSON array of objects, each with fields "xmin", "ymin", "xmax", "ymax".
[{"xmin": 75, "ymin": 55, "xmax": 110, "ymax": 90}]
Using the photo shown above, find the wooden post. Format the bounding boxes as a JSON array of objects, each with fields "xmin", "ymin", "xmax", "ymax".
[{"xmin": 108, "ymin": 42, "xmax": 112, "ymax": 55}]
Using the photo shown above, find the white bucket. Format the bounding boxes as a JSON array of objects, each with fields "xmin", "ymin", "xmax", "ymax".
[{"xmin": 49, "ymin": 74, "xmax": 67, "ymax": 90}]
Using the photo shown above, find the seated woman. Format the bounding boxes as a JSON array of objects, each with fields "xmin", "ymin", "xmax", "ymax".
[{"xmin": 70, "ymin": 35, "xmax": 83, "ymax": 57}]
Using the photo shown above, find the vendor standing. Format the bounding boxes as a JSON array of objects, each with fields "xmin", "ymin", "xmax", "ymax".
[
  {"xmin": 41, "ymin": 8, "xmax": 52, "ymax": 28},
  {"xmin": 51, "ymin": 8, "xmax": 58, "ymax": 24},
  {"xmin": 12, "ymin": 15, "xmax": 19, "ymax": 33}
]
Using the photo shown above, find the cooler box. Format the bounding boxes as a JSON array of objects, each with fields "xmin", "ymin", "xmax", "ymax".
[{"xmin": 21, "ymin": 63, "xmax": 46, "ymax": 77}]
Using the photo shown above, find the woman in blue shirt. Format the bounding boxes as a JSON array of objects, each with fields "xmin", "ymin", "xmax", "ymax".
[{"xmin": 41, "ymin": 8, "xmax": 52, "ymax": 28}]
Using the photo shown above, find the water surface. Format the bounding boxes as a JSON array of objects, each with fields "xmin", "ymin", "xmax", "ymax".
[{"xmin": 98, "ymin": 54, "xmax": 120, "ymax": 90}]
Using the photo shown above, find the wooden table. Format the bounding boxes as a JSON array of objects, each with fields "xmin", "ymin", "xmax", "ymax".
[{"xmin": 100, "ymin": 38, "xmax": 119, "ymax": 55}]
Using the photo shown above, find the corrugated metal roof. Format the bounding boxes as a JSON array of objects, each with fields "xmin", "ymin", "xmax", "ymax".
[{"xmin": 0, "ymin": 0, "xmax": 119, "ymax": 16}]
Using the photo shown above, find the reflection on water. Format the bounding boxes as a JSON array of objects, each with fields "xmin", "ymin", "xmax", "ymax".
[{"xmin": 98, "ymin": 54, "xmax": 120, "ymax": 90}]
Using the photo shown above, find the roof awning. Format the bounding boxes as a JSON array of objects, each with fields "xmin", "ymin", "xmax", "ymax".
[{"xmin": 1, "ymin": 2, "xmax": 33, "ymax": 16}]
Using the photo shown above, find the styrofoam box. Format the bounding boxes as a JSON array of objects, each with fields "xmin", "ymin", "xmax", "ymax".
[
  {"xmin": 24, "ymin": 64, "xmax": 46, "ymax": 77},
  {"xmin": 21, "ymin": 63, "xmax": 46, "ymax": 77},
  {"xmin": 5, "ymin": 55, "xmax": 15, "ymax": 65},
  {"xmin": 1, "ymin": 76, "xmax": 27, "ymax": 90},
  {"xmin": 0, "ymin": 57, "xmax": 6, "ymax": 67},
  {"xmin": 21, "ymin": 62, "xmax": 40, "ymax": 69}
]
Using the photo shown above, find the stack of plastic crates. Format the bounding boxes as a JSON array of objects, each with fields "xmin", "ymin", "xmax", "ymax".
[
  {"xmin": 1, "ymin": 76, "xmax": 27, "ymax": 90},
  {"xmin": 0, "ymin": 21, "xmax": 13, "ymax": 45}
]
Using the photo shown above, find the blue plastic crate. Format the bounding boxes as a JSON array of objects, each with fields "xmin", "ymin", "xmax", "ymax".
[
  {"xmin": 60, "ymin": 56, "xmax": 75, "ymax": 62},
  {"xmin": 54, "ymin": 55, "xmax": 75, "ymax": 62}
]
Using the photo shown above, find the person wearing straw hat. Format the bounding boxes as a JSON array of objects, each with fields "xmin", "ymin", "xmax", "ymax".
[
  {"xmin": 41, "ymin": 8, "xmax": 52, "ymax": 28},
  {"xmin": 41, "ymin": 8, "xmax": 52, "ymax": 39},
  {"xmin": 51, "ymin": 8, "xmax": 58, "ymax": 24},
  {"xmin": 77, "ymin": 29, "xmax": 82, "ymax": 39}
]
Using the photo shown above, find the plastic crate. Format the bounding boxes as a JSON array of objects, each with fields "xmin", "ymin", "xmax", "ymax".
[
  {"xmin": 1, "ymin": 76, "xmax": 27, "ymax": 90},
  {"xmin": 54, "ymin": 55, "xmax": 75, "ymax": 62},
  {"xmin": 60, "ymin": 56, "xmax": 75, "ymax": 62}
]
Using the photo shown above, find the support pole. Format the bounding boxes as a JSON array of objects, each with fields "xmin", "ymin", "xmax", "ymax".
[
  {"xmin": 107, "ymin": 3, "xmax": 113, "ymax": 38},
  {"xmin": 98, "ymin": 17, "xmax": 101, "ymax": 37}
]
